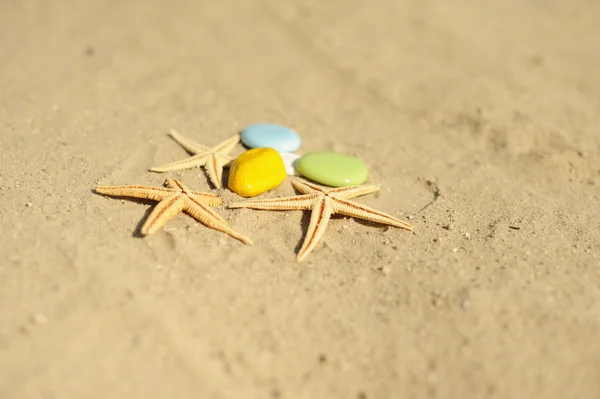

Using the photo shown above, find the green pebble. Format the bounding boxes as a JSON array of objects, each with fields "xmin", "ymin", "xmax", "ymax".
[{"xmin": 296, "ymin": 152, "xmax": 368, "ymax": 187}]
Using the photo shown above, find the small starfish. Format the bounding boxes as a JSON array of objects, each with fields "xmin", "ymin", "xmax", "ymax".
[
  {"xmin": 95, "ymin": 177, "xmax": 252, "ymax": 244},
  {"xmin": 228, "ymin": 179, "xmax": 412, "ymax": 261},
  {"xmin": 150, "ymin": 130, "xmax": 240, "ymax": 188}
]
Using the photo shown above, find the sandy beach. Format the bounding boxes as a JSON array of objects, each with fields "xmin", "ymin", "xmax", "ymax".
[{"xmin": 1, "ymin": 0, "xmax": 599, "ymax": 398}]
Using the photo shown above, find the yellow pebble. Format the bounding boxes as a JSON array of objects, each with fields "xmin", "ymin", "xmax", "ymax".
[{"xmin": 228, "ymin": 148, "xmax": 286, "ymax": 197}]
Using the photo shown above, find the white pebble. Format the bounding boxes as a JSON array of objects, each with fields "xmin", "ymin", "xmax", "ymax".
[{"xmin": 280, "ymin": 152, "xmax": 301, "ymax": 176}]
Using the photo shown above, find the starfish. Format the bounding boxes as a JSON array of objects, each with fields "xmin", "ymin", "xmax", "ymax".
[
  {"xmin": 95, "ymin": 177, "xmax": 252, "ymax": 244},
  {"xmin": 150, "ymin": 130, "xmax": 240, "ymax": 188},
  {"xmin": 228, "ymin": 179, "xmax": 412, "ymax": 262}
]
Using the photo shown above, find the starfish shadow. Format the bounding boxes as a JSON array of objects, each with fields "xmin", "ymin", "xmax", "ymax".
[
  {"xmin": 292, "ymin": 213, "xmax": 385, "ymax": 256},
  {"xmin": 291, "ymin": 213, "xmax": 356, "ymax": 255},
  {"xmin": 352, "ymin": 217, "xmax": 393, "ymax": 229},
  {"xmin": 222, "ymin": 167, "xmax": 231, "ymax": 189},
  {"xmin": 93, "ymin": 189, "xmax": 157, "ymax": 238},
  {"xmin": 293, "ymin": 211, "xmax": 312, "ymax": 255},
  {"xmin": 203, "ymin": 172, "xmax": 216, "ymax": 190},
  {"xmin": 131, "ymin": 206, "xmax": 157, "ymax": 238}
]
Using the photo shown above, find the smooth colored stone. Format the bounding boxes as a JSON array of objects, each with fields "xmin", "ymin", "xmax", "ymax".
[
  {"xmin": 296, "ymin": 152, "xmax": 368, "ymax": 187},
  {"xmin": 228, "ymin": 148, "xmax": 286, "ymax": 197},
  {"xmin": 241, "ymin": 123, "xmax": 301, "ymax": 152},
  {"xmin": 281, "ymin": 152, "xmax": 301, "ymax": 176}
]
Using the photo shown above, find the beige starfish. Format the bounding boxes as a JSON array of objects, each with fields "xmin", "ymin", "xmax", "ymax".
[
  {"xmin": 150, "ymin": 130, "xmax": 240, "ymax": 188},
  {"xmin": 95, "ymin": 177, "xmax": 252, "ymax": 244},
  {"xmin": 228, "ymin": 179, "xmax": 412, "ymax": 261}
]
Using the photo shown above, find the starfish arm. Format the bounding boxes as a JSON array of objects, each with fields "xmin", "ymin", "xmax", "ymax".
[
  {"xmin": 228, "ymin": 194, "xmax": 317, "ymax": 211},
  {"xmin": 327, "ymin": 185, "xmax": 380, "ymax": 199},
  {"xmin": 165, "ymin": 177, "xmax": 186, "ymax": 191},
  {"xmin": 162, "ymin": 178, "xmax": 222, "ymax": 205},
  {"xmin": 212, "ymin": 134, "xmax": 240, "ymax": 154},
  {"xmin": 149, "ymin": 153, "xmax": 208, "ymax": 173},
  {"xmin": 291, "ymin": 179, "xmax": 325, "ymax": 194},
  {"xmin": 333, "ymin": 198, "xmax": 413, "ymax": 231},
  {"xmin": 140, "ymin": 194, "xmax": 186, "ymax": 235},
  {"xmin": 95, "ymin": 185, "xmax": 174, "ymax": 201},
  {"xmin": 216, "ymin": 154, "xmax": 234, "ymax": 168},
  {"xmin": 168, "ymin": 130, "xmax": 211, "ymax": 154},
  {"xmin": 188, "ymin": 192, "xmax": 223, "ymax": 206},
  {"xmin": 204, "ymin": 154, "xmax": 226, "ymax": 188},
  {"xmin": 297, "ymin": 198, "xmax": 333, "ymax": 262},
  {"xmin": 184, "ymin": 199, "xmax": 253, "ymax": 245},
  {"xmin": 185, "ymin": 196, "xmax": 227, "ymax": 224}
]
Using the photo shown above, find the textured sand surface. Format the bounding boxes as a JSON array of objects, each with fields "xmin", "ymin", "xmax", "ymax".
[{"xmin": 1, "ymin": 1, "xmax": 599, "ymax": 398}]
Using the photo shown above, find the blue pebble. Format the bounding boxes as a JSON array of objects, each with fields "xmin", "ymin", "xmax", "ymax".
[{"xmin": 241, "ymin": 123, "xmax": 301, "ymax": 153}]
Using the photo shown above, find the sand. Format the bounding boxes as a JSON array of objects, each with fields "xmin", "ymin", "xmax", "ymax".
[{"xmin": 1, "ymin": 0, "xmax": 599, "ymax": 398}]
